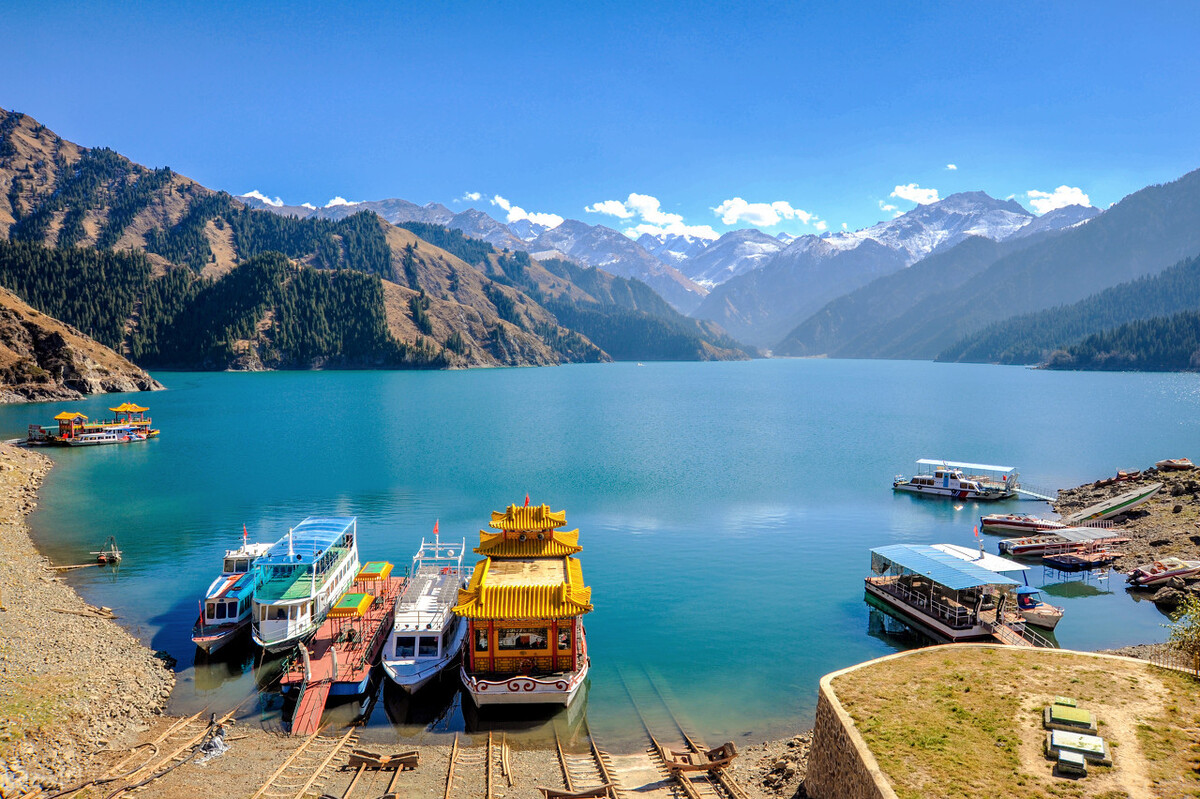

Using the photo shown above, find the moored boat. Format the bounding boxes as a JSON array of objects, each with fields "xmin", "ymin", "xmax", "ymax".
[
  {"xmin": 1059, "ymin": 483, "xmax": 1162, "ymax": 525},
  {"xmin": 1155, "ymin": 458, "xmax": 1195, "ymax": 471},
  {"xmin": 192, "ymin": 531, "xmax": 272, "ymax": 654},
  {"xmin": 29, "ymin": 404, "xmax": 159, "ymax": 446},
  {"xmin": 998, "ymin": 527, "xmax": 1130, "ymax": 558},
  {"xmin": 251, "ymin": 517, "xmax": 361, "ymax": 653},
  {"xmin": 455, "ymin": 501, "xmax": 592, "ymax": 706},
  {"xmin": 979, "ymin": 513, "xmax": 1068, "ymax": 535},
  {"xmin": 1014, "ymin": 586, "xmax": 1064, "ymax": 630},
  {"xmin": 1125, "ymin": 557, "xmax": 1200, "ymax": 588},
  {"xmin": 65, "ymin": 426, "xmax": 147, "ymax": 446},
  {"xmin": 893, "ymin": 460, "xmax": 1019, "ymax": 501},
  {"xmin": 381, "ymin": 525, "xmax": 471, "ymax": 693}
]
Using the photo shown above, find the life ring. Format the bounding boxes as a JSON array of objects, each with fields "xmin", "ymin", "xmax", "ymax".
[
  {"xmin": 518, "ymin": 658, "xmax": 535, "ymax": 673},
  {"xmin": 1153, "ymin": 561, "xmax": 1165, "ymax": 570}
]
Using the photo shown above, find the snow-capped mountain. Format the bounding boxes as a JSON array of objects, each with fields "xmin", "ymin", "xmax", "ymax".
[
  {"xmin": 507, "ymin": 218, "xmax": 552, "ymax": 242},
  {"xmin": 635, "ymin": 232, "xmax": 715, "ymax": 265},
  {"xmin": 677, "ymin": 229, "xmax": 787, "ymax": 288},
  {"xmin": 1007, "ymin": 203, "xmax": 1101, "ymax": 240},
  {"xmin": 532, "ymin": 220, "xmax": 707, "ymax": 312}
]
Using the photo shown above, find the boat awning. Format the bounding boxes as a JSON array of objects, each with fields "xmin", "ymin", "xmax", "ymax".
[
  {"xmin": 261, "ymin": 516, "xmax": 356, "ymax": 563},
  {"xmin": 1056, "ymin": 527, "xmax": 1122, "ymax": 543},
  {"xmin": 357, "ymin": 561, "xmax": 393, "ymax": 581},
  {"xmin": 329, "ymin": 592, "xmax": 373, "ymax": 618},
  {"xmin": 917, "ymin": 459, "xmax": 1015, "ymax": 473},
  {"xmin": 53, "ymin": 412, "xmax": 87, "ymax": 421},
  {"xmin": 931, "ymin": 543, "xmax": 1029, "ymax": 573},
  {"xmin": 871, "ymin": 544, "xmax": 1021, "ymax": 590}
]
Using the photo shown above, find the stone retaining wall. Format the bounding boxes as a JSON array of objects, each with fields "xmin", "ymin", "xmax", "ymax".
[{"xmin": 803, "ymin": 671, "xmax": 897, "ymax": 799}]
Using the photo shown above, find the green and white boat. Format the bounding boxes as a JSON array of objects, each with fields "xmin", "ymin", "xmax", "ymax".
[
  {"xmin": 251, "ymin": 517, "xmax": 360, "ymax": 653},
  {"xmin": 1060, "ymin": 482, "xmax": 1162, "ymax": 525}
]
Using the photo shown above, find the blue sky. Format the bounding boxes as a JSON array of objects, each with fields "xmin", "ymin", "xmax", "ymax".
[{"xmin": 2, "ymin": 1, "xmax": 1198, "ymax": 238}]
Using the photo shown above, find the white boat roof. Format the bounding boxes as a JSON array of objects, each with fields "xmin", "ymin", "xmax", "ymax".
[
  {"xmin": 932, "ymin": 543, "xmax": 1029, "ymax": 573},
  {"xmin": 394, "ymin": 566, "xmax": 460, "ymax": 631},
  {"xmin": 917, "ymin": 459, "xmax": 1015, "ymax": 473},
  {"xmin": 1056, "ymin": 527, "xmax": 1124, "ymax": 543}
]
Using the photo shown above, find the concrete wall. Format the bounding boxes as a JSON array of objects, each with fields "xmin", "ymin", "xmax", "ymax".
[{"xmin": 803, "ymin": 674, "xmax": 897, "ymax": 799}]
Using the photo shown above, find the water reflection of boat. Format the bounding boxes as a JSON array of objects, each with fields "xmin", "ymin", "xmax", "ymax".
[
  {"xmin": 382, "ymin": 674, "xmax": 462, "ymax": 731},
  {"xmin": 192, "ymin": 646, "xmax": 256, "ymax": 693}
]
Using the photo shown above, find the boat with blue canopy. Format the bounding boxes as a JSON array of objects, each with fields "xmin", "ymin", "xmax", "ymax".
[
  {"xmin": 251, "ymin": 517, "xmax": 361, "ymax": 653},
  {"xmin": 866, "ymin": 543, "xmax": 1028, "ymax": 644},
  {"xmin": 893, "ymin": 459, "xmax": 1019, "ymax": 501}
]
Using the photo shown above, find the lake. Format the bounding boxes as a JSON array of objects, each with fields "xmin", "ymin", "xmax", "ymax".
[{"xmin": 2, "ymin": 359, "xmax": 1196, "ymax": 748}]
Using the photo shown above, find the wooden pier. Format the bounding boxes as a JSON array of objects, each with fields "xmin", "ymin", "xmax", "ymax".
[{"xmin": 283, "ymin": 567, "xmax": 403, "ymax": 736}]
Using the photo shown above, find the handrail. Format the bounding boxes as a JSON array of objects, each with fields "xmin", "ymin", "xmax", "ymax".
[{"xmin": 872, "ymin": 577, "xmax": 975, "ymax": 628}]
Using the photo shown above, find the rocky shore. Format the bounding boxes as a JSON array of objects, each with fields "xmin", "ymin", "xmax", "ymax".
[{"xmin": 0, "ymin": 443, "xmax": 174, "ymax": 796}]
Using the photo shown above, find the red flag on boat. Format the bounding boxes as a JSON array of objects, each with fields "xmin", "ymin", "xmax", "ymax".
[
  {"xmin": 974, "ymin": 525, "xmax": 979, "ymax": 537},
  {"xmin": 433, "ymin": 519, "xmax": 439, "ymax": 536},
  {"xmin": 242, "ymin": 523, "xmax": 248, "ymax": 544},
  {"xmin": 525, "ymin": 493, "xmax": 530, "ymax": 507}
]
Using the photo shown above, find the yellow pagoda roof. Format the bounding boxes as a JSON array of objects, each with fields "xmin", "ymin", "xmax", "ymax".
[
  {"xmin": 53, "ymin": 412, "xmax": 87, "ymax": 421},
  {"xmin": 489, "ymin": 503, "xmax": 567, "ymax": 531},
  {"xmin": 452, "ymin": 556, "xmax": 592, "ymax": 620},
  {"xmin": 474, "ymin": 528, "xmax": 582, "ymax": 558},
  {"xmin": 108, "ymin": 403, "xmax": 149, "ymax": 413}
]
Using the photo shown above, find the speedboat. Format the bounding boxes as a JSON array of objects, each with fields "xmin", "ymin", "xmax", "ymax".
[
  {"xmin": 1126, "ymin": 557, "xmax": 1200, "ymax": 588},
  {"xmin": 979, "ymin": 513, "xmax": 1067, "ymax": 535},
  {"xmin": 382, "ymin": 526, "xmax": 471, "ymax": 693},
  {"xmin": 251, "ymin": 517, "xmax": 360, "ymax": 653},
  {"xmin": 192, "ymin": 531, "xmax": 271, "ymax": 654},
  {"xmin": 1155, "ymin": 458, "xmax": 1195, "ymax": 471},
  {"xmin": 1014, "ymin": 587, "xmax": 1064, "ymax": 630}
]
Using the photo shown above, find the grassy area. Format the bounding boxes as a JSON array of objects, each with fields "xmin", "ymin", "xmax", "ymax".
[{"xmin": 830, "ymin": 647, "xmax": 1200, "ymax": 799}]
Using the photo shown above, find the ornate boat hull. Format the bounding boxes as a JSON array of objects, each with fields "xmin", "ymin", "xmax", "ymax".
[{"xmin": 460, "ymin": 658, "xmax": 589, "ymax": 706}]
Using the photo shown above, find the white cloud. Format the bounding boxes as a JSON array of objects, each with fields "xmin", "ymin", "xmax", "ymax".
[
  {"xmin": 1026, "ymin": 185, "xmax": 1092, "ymax": 215},
  {"xmin": 300, "ymin": 202, "xmax": 316, "ymax": 210},
  {"xmin": 585, "ymin": 199, "xmax": 636, "ymax": 219},
  {"xmin": 890, "ymin": 183, "xmax": 940, "ymax": 205},
  {"xmin": 624, "ymin": 221, "xmax": 720, "ymax": 240},
  {"xmin": 491, "ymin": 195, "xmax": 564, "ymax": 229},
  {"xmin": 945, "ymin": 163, "xmax": 958, "ymax": 171},
  {"xmin": 712, "ymin": 197, "xmax": 819, "ymax": 227},
  {"xmin": 240, "ymin": 189, "xmax": 284, "ymax": 207},
  {"xmin": 841, "ymin": 222, "xmax": 848, "ymax": 231},
  {"xmin": 460, "ymin": 191, "xmax": 482, "ymax": 202},
  {"xmin": 325, "ymin": 196, "xmax": 359, "ymax": 208},
  {"xmin": 814, "ymin": 220, "xmax": 828, "ymax": 232},
  {"xmin": 878, "ymin": 200, "xmax": 897, "ymax": 213}
]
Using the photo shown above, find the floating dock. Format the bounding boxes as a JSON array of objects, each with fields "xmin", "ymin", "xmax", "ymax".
[{"xmin": 282, "ymin": 563, "xmax": 403, "ymax": 736}]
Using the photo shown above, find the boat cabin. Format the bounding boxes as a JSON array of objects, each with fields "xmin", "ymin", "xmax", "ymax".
[
  {"xmin": 865, "ymin": 544, "xmax": 1024, "ymax": 643},
  {"xmin": 454, "ymin": 502, "xmax": 593, "ymax": 705}
]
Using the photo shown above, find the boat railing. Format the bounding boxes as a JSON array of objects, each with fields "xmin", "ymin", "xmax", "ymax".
[{"xmin": 870, "ymin": 576, "xmax": 975, "ymax": 629}]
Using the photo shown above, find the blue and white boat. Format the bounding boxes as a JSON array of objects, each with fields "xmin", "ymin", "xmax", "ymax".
[
  {"xmin": 251, "ymin": 517, "xmax": 360, "ymax": 654},
  {"xmin": 192, "ymin": 532, "xmax": 271, "ymax": 654}
]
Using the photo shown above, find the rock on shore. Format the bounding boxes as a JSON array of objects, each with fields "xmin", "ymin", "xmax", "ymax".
[{"xmin": 0, "ymin": 443, "xmax": 173, "ymax": 795}]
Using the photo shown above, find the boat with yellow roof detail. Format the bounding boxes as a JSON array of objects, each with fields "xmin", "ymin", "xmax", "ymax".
[
  {"xmin": 454, "ymin": 500, "xmax": 593, "ymax": 707},
  {"xmin": 27, "ymin": 403, "xmax": 160, "ymax": 446}
]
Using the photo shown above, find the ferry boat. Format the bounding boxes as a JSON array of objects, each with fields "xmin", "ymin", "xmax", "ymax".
[
  {"xmin": 865, "ymin": 544, "xmax": 1029, "ymax": 644},
  {"xmin": 930, "ymin": 543, "xmax": 1066, "ymax": 631},
  {"xmin": 28, "ymin": 404, "xmax": 160, "ymax": 446},
  {"xmin": 998, "ymin": 527, "xmax": 1130, "ymax": 558},
  {"xmin": 893, "ymin": 460, "xmax": 1018, "ymax": 501},
  {"xmin": 192, "ymin": 531, "xmax": 272, "ymax": 654},
  {"xmin": 251, "ymin": 517, "xmax": 360, "ymax": 654},
  {"xmin": 979, "ymin": 513, "xmax": 1069, "ymax": 535},
  {"xmin": 455, "ymin": 501, "xmax": 592, "ymax": 706},
  {"xmin": 382, "ymin": 526, "xmax": 471, "ymax": 693},
  {"xmin": 1125, "ymin": 557, "xmax": 1200, "ymax": 588}
]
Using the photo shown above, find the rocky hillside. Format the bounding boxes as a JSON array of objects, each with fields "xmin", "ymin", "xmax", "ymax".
[
  {"xmin": 0, "ymin": 285, "xmax": 162, "ymax": 402},
  {"xmin": 0, "ymin": 108, "xmax": 745, "ymax": 370}
]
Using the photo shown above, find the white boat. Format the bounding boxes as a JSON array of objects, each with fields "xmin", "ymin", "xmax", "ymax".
[
  {"xmin": 65, "ymin": 426, "xmax": 147, "ymax": 446},
  {"xmin": 979, "ymin": 513, "xmax": 1068, "ymax": 535},
  {"xmin": 893, "ymin": 460, "xmax": 1018, "ymax": 501},
  {"xmin": 1060, "ymin": 483, "xmax": 1162, "ymax": 525},
  {"xmin": 998, "ymin": 527, "xmax": 1130, "ymax": 557},
  {"xmin": 381, "ymin": 528, "xmax": 471, "ymax": 693},
  {"xmin": 192, "ymin": 532, "xmax": 271, "ymax": 654},
  {"xmin": 1126, "ymin": 557, "xmax": 1200, "ymax": 588},
  {"xmin": 251, "ymin": 517, "xmax": 360, "ymax": 653},
  {"xmin": 1014, "ymin": 587, "xmax": 1064, "ymax": 630}
]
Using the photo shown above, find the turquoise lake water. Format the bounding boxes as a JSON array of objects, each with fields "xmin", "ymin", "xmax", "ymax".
[{"xmin": 2, "ymin": 360, "xmax": 1197, "ymax": 748}]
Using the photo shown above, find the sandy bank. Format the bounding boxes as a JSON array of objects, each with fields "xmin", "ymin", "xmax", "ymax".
[{"xmin": 0, "ymin": 443, "xmax": 174, "ymax": 795}]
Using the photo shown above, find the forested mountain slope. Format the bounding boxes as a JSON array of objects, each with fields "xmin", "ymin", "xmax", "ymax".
[
  {"xmin": 1044, "ymin": 310, "xmax": 1200, "ymax": 372},
  {"xmin": 937, "ymin": 253, "xmax": 1200, "ymax": 364}
]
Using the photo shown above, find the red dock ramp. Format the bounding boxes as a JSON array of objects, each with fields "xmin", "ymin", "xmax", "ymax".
[{"xmin": 283, "ymin": 571, "xmax": 403, "ymax": 736}]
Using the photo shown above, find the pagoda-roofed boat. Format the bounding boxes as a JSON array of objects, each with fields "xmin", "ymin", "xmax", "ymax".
[
  {"xmin": 251, "ymin": 517, "xmax": 361, "ymax": 654},
  {"xmin": 27, "ymin": 404, "xmax": 159, "ymax": 446},
  {"xmin": 454, "ymin": 501, "xmax": 593, "ymax": 707},
  {"xmin": 893, "ymin": 459, "xmax": 1019, "ymax": 501}
]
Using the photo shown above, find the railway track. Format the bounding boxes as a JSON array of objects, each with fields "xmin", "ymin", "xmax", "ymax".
[
  {"xmin": 250, "ymin": 726, "xmax": 358, "ymax": 799},
  {"xmin": 617, "ymin": 668, "xmax": 747, "ymax": 799},
  {"xmin": 442, "ymin": 731, "xmax": 512, "ymax": 799},
  {"xmin": 553, "ymin": 721, "xmax": 618, "ymax": 797}
]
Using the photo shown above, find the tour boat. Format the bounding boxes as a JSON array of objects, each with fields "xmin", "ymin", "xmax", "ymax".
[
  {"xmin": 1014, "ymin": 587, "xmax": 1064, "ymax": 630},
  {"xmin": 1155, "ymin": 458, "xmax": 1195, "ymax": 471},
  {"xmin": 456, "ymin": 501, "xmax": 592, "ymax": 706},
  {"xmin": 65, "ymin": 426, "xmax": 147, "ymax": 446},
  {"xmin": 1125, "ymin": 557, "xmax": 1200, "ymax": 588},
  {"xmin": 30, "ymin": 404, "xmax": 159, "ymax": 445},
  {"xmin": 865, "ymin": 544, "xmax": 1030, "ymax": 645},
  {"xmin": 192, "ymin": 531, "xmax": 272, "ymax": 654},
  {"xmin": 979, "ymin": 513, "xmax": 1068, "ymax": 535},
  {"xmin": 893, "ymin": 459, "xmax": 1019, "ymax": 501},
  {"xmin": 382, "ymin": 526, "xmax": 471, "ymax": 693},
  {"xmin": 251, "ymin": 517, "xmax": 361, "ymax": 654},
  {"xmin": 998, "ymin": 527, "xmax": 1130, "ymax": 558}
]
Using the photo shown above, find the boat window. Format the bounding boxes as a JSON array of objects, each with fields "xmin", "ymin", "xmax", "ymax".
[
  {"xmin": 498, "ymin": 627, "xmax": 548, "ymax": 651},
  {"xmin": 396, "ymin": 636, "xmax": 416, "ymax": 658},
  {"xmin": 475, "ymin": 628, "xmax": 489, "ymax": 652},
  {"xmin": 207, "ymin": 602, "xmax": 216, "ymax": 619},
  {"xmin": 418, "ymin": 636, "xmax": 439, "ymax": 658},
  {"xmin": 558, "ymin": 629, "xmax": 571, "ymax": 651},
  {"xmin": 271, "ymin": 606, "xmax": 288, "ymax": 621},
  {"xmin": 215, "ymin": 602, "xmax": 227, "ymax": 620},
  {"xmin": 224, "ymin": 559, "xmax": 236, "ymax": 573}
]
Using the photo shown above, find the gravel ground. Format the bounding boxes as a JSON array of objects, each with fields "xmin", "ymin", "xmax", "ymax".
[
  {"xmin": 0, "ymin": 443, "xmax": 175, "ymax": 796},
  {"xmin": 1053, "ymin": 463, "xmax": 1200, "ymax": 568}
]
